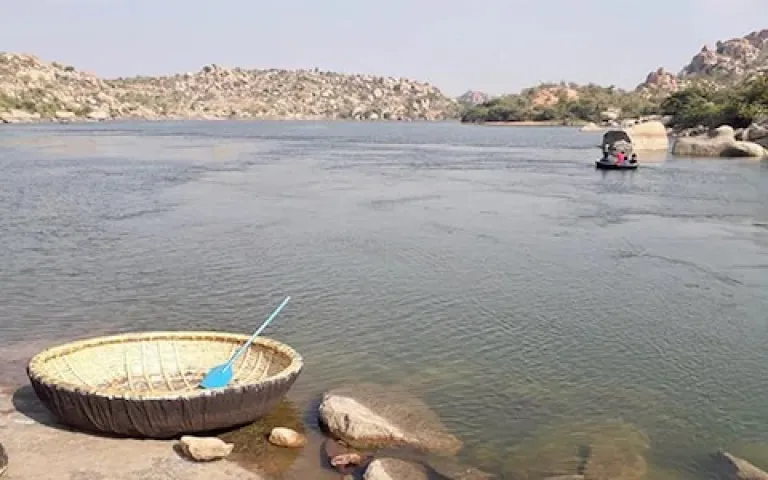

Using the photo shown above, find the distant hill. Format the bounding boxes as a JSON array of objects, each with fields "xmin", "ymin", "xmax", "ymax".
[
  {"xmin": 462, "ymin": 28, "xmax": 768, "ymax": 126},
  {"xmin": 456, "ymin": 90, "xmax": 492, "ymax": 106},
  {"xmin": 638, "ymin": 28, "xmax": 768, "ymax": 94},
  {"xmin": 0, "ymin": 52, "xmax": 461, "ymax": 123}
]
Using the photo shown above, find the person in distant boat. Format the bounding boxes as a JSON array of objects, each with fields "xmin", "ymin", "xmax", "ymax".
[
  {"xmin": 616, "ymin": 151, "xmax": 626, "ymax": 164},
  {"xmin": 630, "ymin": 153, "xmax": 637, "ymax": 163}
]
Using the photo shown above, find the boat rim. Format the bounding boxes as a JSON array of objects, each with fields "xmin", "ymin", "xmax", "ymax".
[{"xmin": 27, "ymin": 330, "xmax": 304, "ymax": 401}]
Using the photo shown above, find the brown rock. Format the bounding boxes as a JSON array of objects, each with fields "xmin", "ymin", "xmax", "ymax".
[
  {"xmin": 331, "ymin": 452, "xmax": 368, "ymax": 468},
  {"xmin": 318, "ymin": 383, "xmax": 462, "ymax": 455},
  {"xmin": 267, "ymin": 427, "xmax": 307, "ymax": 448},
  {"xmin": 178, "ymin": 436, "xmax": 234, "ymax": 462}
]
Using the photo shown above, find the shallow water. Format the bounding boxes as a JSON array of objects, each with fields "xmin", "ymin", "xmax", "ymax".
[{"xmin": 1, "ymin": 120, "xmax": 767, "ymax": 478}]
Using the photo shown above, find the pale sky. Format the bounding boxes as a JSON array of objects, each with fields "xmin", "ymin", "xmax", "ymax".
[{"xmin": 1, "ymin": 0, "xmax": 766, "ymax": 97}]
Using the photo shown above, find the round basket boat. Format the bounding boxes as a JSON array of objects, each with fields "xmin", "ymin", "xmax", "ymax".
[{"xmin": 26, "ymin": 331, "xmax": 303, "ymax": 438}]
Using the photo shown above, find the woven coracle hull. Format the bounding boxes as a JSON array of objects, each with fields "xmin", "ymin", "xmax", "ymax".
[{"xmin": 26, "ymin": 331, "xmax": 304, "ymax": 438}]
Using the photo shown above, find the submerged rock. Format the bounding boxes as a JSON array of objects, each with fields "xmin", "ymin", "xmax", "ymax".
[
  {"xmin": 178, "ymin": 436, "xmax": 234, "ymax": 462},
  {"xmin": 318, "ymin": 383, "xmax": 462, "ymax": 455},
  {"xmin": 322, "ymin": 438, "xmax": 371, "ymax": 475},
  {"xmin": 503, "ymin": 419, "xmax": 649, "ymax": 480},
  {"xmin": 712, "ymin": 450, "xmax": 768, "ymax": 480},
  {"xmin": 267, "ymin": 427, "xmax": 307, "ymax": 448},
  {"xmin": 218, "ymin": 399, "xmax": 305, "ymax": 476}
]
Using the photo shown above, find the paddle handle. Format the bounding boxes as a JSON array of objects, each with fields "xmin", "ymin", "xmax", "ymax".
[{"xmin": 225, "ymin": 295, "xmax": 291, "ymax": 369}]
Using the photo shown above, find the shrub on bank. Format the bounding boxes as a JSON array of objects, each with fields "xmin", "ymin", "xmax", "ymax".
[
  {"xmin": 662, "ymin": 74, "xmax": 768, "ymax": 129},
  {"xmin": 460, "ymin": 83, "xmax": 661, "ymax": 124}
]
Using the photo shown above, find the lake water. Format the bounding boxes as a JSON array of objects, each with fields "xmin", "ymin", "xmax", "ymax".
[{"xmin": 1, "ymin": 120, "xmax": 767, "ymax": 479}]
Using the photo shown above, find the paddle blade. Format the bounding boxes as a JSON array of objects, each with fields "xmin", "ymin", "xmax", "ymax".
[{"xmin": 199, "ymin": 364, "xmax": 234, "ymax": 389}]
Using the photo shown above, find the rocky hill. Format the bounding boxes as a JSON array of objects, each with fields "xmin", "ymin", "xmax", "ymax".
[
  {"xmin": 638, "ymin": 28, "xmax": 768, "ymax": 94},
  {"xmin": 456, "ymin": 90, "xmax": 491, "ymax": 106},
  {"xmin": 0, "ymin": 52, "xmax": 460, "ymax": 123}
]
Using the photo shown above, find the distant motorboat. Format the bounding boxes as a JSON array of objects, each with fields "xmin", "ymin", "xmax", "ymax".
[{"xmin": 596, "ymin": 129, "xmax": 638, "ymax": 170}]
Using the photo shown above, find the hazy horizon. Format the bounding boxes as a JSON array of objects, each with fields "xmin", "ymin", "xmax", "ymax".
[{"xmin": 0, "ymin": 0, "xmax": 765, "ymax": 97}]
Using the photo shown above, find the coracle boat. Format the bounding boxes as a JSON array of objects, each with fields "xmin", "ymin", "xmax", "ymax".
[{"xmin": 27, "ymin": 331, "xmax": 303, "ymax": 438}]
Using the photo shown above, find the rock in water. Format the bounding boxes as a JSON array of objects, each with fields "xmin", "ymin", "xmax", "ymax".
[
  {"xmin": 712, "ymin": 450, "xmax": 768, "ymax": 480},
  {"xmin": 672, "ymin": 125, "xmax": 767, "ymax": 158},
  {"xmin": 178, "ymin": 436, "xmax": 234, "ymax": 462},
  {"xmin": 0, "ymin": 442, "xmax": 7, "ymax": 477},
  {"xmin": 268, "ymin": 427, "xmax": 307, "ymax": 448},
  {"xmin": 364, "ymin": 458, "xmax": 429, "ymax": 480},
  {"xmin": 318, "ymin": 383, "xmax": 462, "ymax": 455}
]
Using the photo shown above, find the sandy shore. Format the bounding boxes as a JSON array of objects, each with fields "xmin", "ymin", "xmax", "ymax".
[
  {"xmin": 0, "ymin": 384, "xmax": 264, "ymax": 480},
  {"xmin": 0, "ymin": 382, "xmax": 347, "ymax": 480}
]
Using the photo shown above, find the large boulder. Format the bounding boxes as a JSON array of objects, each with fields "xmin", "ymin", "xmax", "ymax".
[
  {"xmin": 711, "ymin": 450, "xmax": 768, "ymax": 479},
  {"xmin": 317, "ymin": 383, "xmax": 462, "ymax": 455},
  {"xmin": 672, "ymin": 125, "xmax": 767, "ymax": 158},
  {"xmin": 744, "ymin": 123, "xmax": 768, "ymax": 148},
  {"xmin": 624, "ymin": 121, "xmax": 669, "ymax": 151}
]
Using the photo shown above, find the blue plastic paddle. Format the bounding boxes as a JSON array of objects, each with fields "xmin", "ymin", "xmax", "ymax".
[{"xmin": 199, "ymin": 295, "xmax": 291, "ymax": 389}]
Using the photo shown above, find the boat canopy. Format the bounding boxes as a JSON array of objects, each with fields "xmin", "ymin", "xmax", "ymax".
[
  {"xmin": 602, "ymin": 129, "xmax": 632, "ymax": 146},
  {"xmin": 601, "ymin": 129, "xmax": 634, "ymax": 154}
]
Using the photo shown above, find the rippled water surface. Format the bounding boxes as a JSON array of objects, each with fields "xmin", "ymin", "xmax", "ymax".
[{"xmin": 1, "ymin": 120, "xmax": 767, "ymax": 478}]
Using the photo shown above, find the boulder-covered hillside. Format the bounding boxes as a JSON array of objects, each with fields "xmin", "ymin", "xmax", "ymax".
[
  {"xmin": 0, "ymin": 52, "xmax": 460, "ymax": 123},
  {"xmin": 638, "ymin": 28, "xmax": 768, "ymax": 94},
  {"xmin": 461, "ymin": 27, "xmax": 768, "ymax": 125}
]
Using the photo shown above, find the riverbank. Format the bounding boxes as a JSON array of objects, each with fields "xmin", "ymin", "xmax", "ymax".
[{"xmin": 472, "ymin": 120, "xmax": 585, "ymax": 127}]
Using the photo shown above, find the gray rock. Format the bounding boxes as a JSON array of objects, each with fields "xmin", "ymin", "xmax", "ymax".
[
  {"xmin": 54, "ymin": 110, "xmax": 76, "ymax": 120},
  {"xmin": 673, "ymin": 137, "xmax": 767, "ymax": 157},
  {"xmin": 0, "ymin": 109, "xmax": 41, "ymax": 123},
  {"xmin": 178, "ymin": 436, "xmax": 234, "ymax": 462},
  {"xmin": 711, "ymin": 450, "xmax": 768, "ymax": 480},
  {"xmin": 672, "ymin": 125, "xmax": 767, "ymax": 157},
  {"xmin": 318, "ymin": 383, "xmax": 462, "ymax": 455},
  {"xmin": 364, "ymin": 458, "xmax": 428, "ymax": 480},
  {"xmin": 744, "ymin": 123, "xmax": 768, "ymax": 147},
  {"xmin": 0, "ymin": 441, "xmax": 7, "ymax": 477},
  {"xmin": 86, "ymin": 110, "xmax": 111, "ymax": 121}
]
